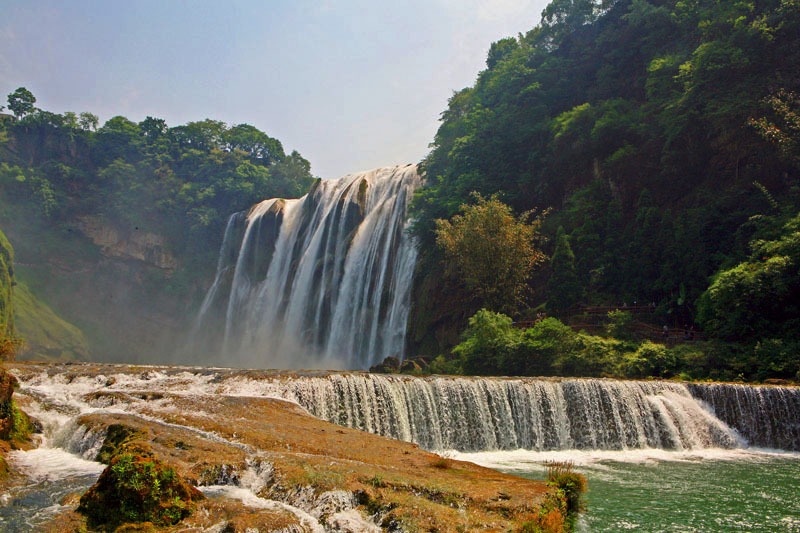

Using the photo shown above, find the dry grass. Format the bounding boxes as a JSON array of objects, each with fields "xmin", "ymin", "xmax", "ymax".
[{"xmin": 18, "ymin": 363, "xmax": 560, "ymax": 532}]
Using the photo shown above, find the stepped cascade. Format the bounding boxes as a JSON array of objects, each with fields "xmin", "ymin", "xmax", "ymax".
[
  {"xmin": 11, "ymin": 365, "xmax": 800, "ymax": 455},
  {"xmin": 689, "ymin": 383, "xmax": 800, "ymax": 450},
  {"xmin": 251, "ymin": 374, "xmax": 800, "ymax": 453},
  {"xmin": 192, "ymin": 165, "xmax": 421, "ymax": 369}
]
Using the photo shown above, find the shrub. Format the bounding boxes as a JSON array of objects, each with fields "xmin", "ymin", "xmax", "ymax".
[
  {"xmin": 78, "ymin": 451, "xmax": 203, "ymax": 529},
  {"xmin": 427, "ymin": 354, "xmax": 463, "ymax": 375},
  {"xmin": 619, "ymin": 341, "xmax": 677, "ymax": 378},
  {"xmin": 605, "ymin": 310, "xmax": 635, "ymax": 341},
  {"xmin": 545, "ymin": 461, "xmax": 586, "ymax": 517}
]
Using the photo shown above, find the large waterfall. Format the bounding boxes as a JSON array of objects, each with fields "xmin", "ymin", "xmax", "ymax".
[
  {"xmin": 192, "ymin": 165, "xmax": 421, "ymax": 369},
  {"xmin": 244, "ymin": 374, "xmax": 800, "ymax": 453}
]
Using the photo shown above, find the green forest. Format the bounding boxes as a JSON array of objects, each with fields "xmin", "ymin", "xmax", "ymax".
[
  {"xmin": 2, "ymin": 0, "xmax": 799, "ymax": 382},
  {"xmin": 406, "ymin": 0, "xmax": 800, "ymax": 382},
  {"xmin": 0, "ymin": 89, "xmax": 315, "ymax": 361}
]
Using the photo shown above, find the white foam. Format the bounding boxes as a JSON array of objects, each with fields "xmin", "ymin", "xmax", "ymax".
[
  {"xmin": 445, "ymin": 447, "xmax": 800, "ymax": 471},
  {"xmin": 8, "ymin": 448, "xmax": 105, "ymax": 481},
  {"xmin": 199, "ymin": 485, "xmax": 324, "ymax": 533}
]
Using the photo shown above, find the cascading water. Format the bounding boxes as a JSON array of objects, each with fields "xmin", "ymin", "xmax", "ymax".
[
  {"xmin": 689, "ymin": 383, "xmax": 800, "ymax": 450},
  {"xmin": 212, "ymin": 373, "xmax": 800, "ymax": 453},
  {"xmin": 191, "ymin": 165, "xmax": 421, "ymax": 369},
  {"xmin": 7, "ymin": 365, "xmax": 799, "ymax": 531}
]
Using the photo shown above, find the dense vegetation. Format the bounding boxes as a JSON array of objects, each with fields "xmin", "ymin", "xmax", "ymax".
[
  {"xmin": 0, "ymin": 89, "xmax": 316, "ymax": 360},
  {"xmin": 0, "ymin": 90, "xmax": 315, "ymax": 268},
  {"xmin": 0, "ymin": 229, "xmax": 14, "ymax": 357},
  {"xmin": 407, "ymin": 0, "xmax": 800, "ymax": 382}
]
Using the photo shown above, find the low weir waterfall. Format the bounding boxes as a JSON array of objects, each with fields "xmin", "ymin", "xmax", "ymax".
[
  {"xmin": 192, "ymin": 165, "xmax": 421, "ymax": 369},
  {"xmin": 259, "ymin": 374, "xmax": 800, "ymax": 453},
  {"xmin": 4, "ymin": 364, "xmax": 800, "ymax": 529}
]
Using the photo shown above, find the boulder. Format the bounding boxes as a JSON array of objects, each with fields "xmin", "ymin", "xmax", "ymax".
[{"xmin": 369, "ymin": 356, "xmax": 400, "ymax": 374}]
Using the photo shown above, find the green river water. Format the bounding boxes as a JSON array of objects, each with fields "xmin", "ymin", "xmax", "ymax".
[{"xmin": 452, "ymin": 449, "xmax": 800, "ymax": 532}]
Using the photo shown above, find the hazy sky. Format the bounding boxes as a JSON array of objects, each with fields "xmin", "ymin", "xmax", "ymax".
[{"xmin": 1, "ymin": 0, "xmax": 548, "ymax": 179}]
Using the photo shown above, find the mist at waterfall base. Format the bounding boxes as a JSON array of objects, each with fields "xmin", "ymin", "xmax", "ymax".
[{"xmin": 183, "ymin": 165, "xmax": 420, "ymax": 370}]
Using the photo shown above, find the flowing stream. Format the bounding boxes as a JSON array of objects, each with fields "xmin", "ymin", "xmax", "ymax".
[{"xmin": 2, "ymin": 366, "xmax": 799, "ymax": 531}]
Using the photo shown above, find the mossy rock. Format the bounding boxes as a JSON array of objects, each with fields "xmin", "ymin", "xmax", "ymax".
[
  {"xmin": 78, "ymin": 450, "xmax": 204, "ymax": 530},
  {"xmin": 0, "ymin": 368, "xmax": 32, "ymax": 446},
  {"xmin": 0, "ymin": 228, "xmax": 14, "ymax": 343},
  {"xmin": 398, "ymin": 360, "xmax": 422, "ymax": 374},
  {"xmin": 96, "ymin": 424, "xmax": 144, "ymax": 464}
]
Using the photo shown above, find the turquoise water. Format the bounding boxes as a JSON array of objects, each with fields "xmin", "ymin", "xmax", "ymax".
[{"xmin": 451, "ymin": 449, "xmax": 800, "ymax": 532}]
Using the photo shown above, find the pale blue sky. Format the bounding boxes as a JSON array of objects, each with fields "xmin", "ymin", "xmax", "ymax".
[{"xmin": 1, "ymin": 0, "xmax": 547, "ymax": 178}]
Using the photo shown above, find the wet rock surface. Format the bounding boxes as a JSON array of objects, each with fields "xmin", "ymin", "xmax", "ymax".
[{"xmin": 7, "ymin": 362, "xmax": 554, "ymax": 532}]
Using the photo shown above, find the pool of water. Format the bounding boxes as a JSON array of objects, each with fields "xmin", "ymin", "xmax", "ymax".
[
  {"xmin": 0, "ymin": 448, "xmax": 105, "ymax": 532},
  {"xmin": 451, "ymin": 448, "xmax": 800, "ymax": 532}
]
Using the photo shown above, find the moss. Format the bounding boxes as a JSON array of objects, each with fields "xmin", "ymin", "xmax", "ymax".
[
  {"xmin": 78, "ymin": 450, "xmax": 203, "ymax": 530},
  {"xmin": 96, "ymin": 424, "xmax": 144, "ymax": 464},
  {"xmin": 0, "ymin": 228, "xmax": 15, "ymax": 354},
  {"xmin": 8, "ymin": 402, "xmax": 32, "ymax": 443}
]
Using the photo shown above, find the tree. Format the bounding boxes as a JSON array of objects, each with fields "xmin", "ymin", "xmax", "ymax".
[
  {"xmin": 548, "ymin": 226, "xmax": 583, "ymax": 312},
  {"xmin": 78, "ymin": 112, "xmax": 99, "ymax": 132},
  {"xmin": 486, "ymin": 37, "xmax": 519, "ymax": 69},
  {"xmin": 749, "ymin": 90, "xmax": 800, "ymax": 169},
  {"xmin": 7, "ymin": 87, "xmax": 36, "ymax": 118},
  {"xmin": 225, "ymin": 124, "xmax": 285, "ymax": 164},
  {"xmin": 139, "ymin": 116, "xmax": 168, "ymax": 140},
  {"xmin": 435, "ymin": 193, "xmax": 547, "ymax": 315}
]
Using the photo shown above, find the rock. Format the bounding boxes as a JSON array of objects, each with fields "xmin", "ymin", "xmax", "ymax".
[
  {"xmin": 398, "ymin": 360, "xmax": 422, "ymax": 374},
  {"xmin": 369, "ymin": 356, "xmax": 400, "ymax": 373},
  {"xmin": 78, "ymin": 449, "xmax": 204, "ymax": 529}
]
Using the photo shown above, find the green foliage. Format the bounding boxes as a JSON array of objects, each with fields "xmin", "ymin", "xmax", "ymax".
[
  {"xmin": 7, "ymin": 87, "xmax": 36, "ymax": 118},
  {"xmin": 409, "ymin": 0, "xmax": 800, "ymax": 374},
  {"xmin": 453, "ymin": 309, "xmax": 519, "ymax": 375},
  {"xmin": 453, "ymin": 310, "xmax": 578, "ymax": 376},
  {"xmin": 78, "ymin": 451, "xmax": 202, "ymax": 529},
  {"xmin": 698, "ymin": 212, "xmax": 800, "ymax": 343},
  {"xmin": 548, "ymin": 226, "xmax": 583, "ymax": 312},
  {"xmin": 449, "ymin": 309, "xmax": 747, "ymax": 380},
  {"xmin": 426, "ymin": 354, "xmax": 464, "ymax": 375},
  {"xmin": 0, "ymin": 90, "xmax": 315, "ymax": 275},
  {"xmin": 619, "ymin": 340, "xmax": 677, "ymax": 378},
  {"xmin": 605, "ymin": 310, "xmax": 635, "ymax": 340},
  {"xmin": 435, "ymin": 194, "xmax": 547, "ymax": 315},
  {"xmin": 0, "ymin": 228, "xmax": 14, "ymax": 343}
]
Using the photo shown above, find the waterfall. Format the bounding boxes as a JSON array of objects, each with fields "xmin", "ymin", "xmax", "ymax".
[
  {"xmin": 249, "ymin": 374, "xmax": 800, "ymax": 452},
  {"xmin": 689, "ymin": 383, "xmax": 800, "ymax": 450},
  {"xmin": 192, "ymin": 165, "xmax": 421, "ymax": 369}
]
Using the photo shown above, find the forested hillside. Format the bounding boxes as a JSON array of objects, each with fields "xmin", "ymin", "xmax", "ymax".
[
  {"xmin": 0, "ymin": 93, "xmax": 315, "ymax": 361},
  {"xmin": 408, "ymin": 0, "xmax": 800, "ymax": 381}
]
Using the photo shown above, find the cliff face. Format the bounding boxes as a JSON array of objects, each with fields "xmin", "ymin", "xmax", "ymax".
[
  {"xmin": 78, "ymin": 216, "xmax": 178, "ymax": 271},
  {"xmin": 0, "ymin": 206, "xmax": 201, "ymax": 364}
]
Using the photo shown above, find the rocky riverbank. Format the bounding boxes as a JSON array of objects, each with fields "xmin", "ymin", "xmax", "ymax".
[{"xmin": 2, "ymin": 362, "xmax": 567, "ymax": 532}]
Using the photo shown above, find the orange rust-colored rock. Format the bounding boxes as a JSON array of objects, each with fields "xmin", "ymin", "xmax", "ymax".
[{"xmin": 12, "ymin": 362, "xmax": 563, "ymax": 532}]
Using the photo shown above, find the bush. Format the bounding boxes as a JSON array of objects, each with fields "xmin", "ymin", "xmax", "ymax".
[
  {"xmin": 605, "ymin": 310, "xmax": 635, "ymax": 341},
  {"xmin": 78, "ymin": 450, "xmax": 203, "ymax": 529},
  {"xmin": 453, "ymin": 309, "xmax": 518, "ymax": 375},
  {"xmin": 546, "ymin": 461, "xmax": 586, "ymax": 517},
  {"xmin": 427, "ymin": 354, "xmax": 463, "ymax": 375},
  {"xmin": 554, "ymin": 333, "xmax": 621, "ymax": 377},
  {"xmin": 511, "ymin": 318, "xmax": 576, "ymax": 376},
  {"xmin": 619, "ymin": 341, "xmax": 677, "ymax": 378}
]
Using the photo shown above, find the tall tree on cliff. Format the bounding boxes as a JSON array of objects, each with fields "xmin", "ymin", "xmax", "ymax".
[
  {"xmin": 435, "ymin": 194, "xmax": 547, "ymax": 316},
  {"xmin": 548, "ymin": 226, "xmax": 583, "ymax": 313}
]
